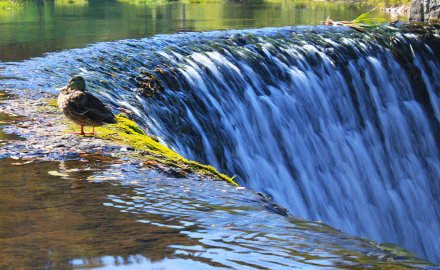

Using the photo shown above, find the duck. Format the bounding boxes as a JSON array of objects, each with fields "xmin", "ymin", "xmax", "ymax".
[{"xmin": 58, "ymin": 76, "xmax": 116, "ymax": 135}]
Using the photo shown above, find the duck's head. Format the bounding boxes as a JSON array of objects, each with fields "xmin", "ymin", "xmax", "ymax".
[{"xmin": 68, "ymin": 76, "xmax": 86, "ymax": 91}]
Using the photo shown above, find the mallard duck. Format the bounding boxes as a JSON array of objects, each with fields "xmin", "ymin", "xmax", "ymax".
[{"xmin": 58, "ymin": 76, "xmax": 116, "ymax": 135}]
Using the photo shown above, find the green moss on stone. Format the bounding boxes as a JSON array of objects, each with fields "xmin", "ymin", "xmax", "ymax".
[
  {"xmin": 85, "ymin": 114, "xmax": 237, "ymax": 186},
  {"xmin": 46, "ymin": 98, "xmax": 59, "ymax": 108}
]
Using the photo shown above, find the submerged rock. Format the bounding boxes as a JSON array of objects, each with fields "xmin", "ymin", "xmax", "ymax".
[{"xmin": 135, "ymin": 71, "xmax": 164, "ymax": 98}]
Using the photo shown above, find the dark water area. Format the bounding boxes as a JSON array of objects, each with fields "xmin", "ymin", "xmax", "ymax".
[{"xmin": 0, "ymin": 0, "xmax": 378, "ymax": 61}]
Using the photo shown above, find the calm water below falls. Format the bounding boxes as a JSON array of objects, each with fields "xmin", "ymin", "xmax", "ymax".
[
  {"xmin": 0, "ymin": 7, "xmax": 439, "ymax": 268},
  {"xmin": 0, "ymin": 155, "xmax": 436, "ymax": 269}
]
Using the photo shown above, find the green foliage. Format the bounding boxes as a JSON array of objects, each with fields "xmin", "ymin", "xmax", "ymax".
[
  {"xmin": 182, "ymin": 0, "xmax": 224, "ymax": 3},
  {"xmin": 0, "ymin": 0, "xmax": 22, "ymax": 16},
  {"xmin": 351, "ymin": 8, "xmax": 388, "ymax": 26}
]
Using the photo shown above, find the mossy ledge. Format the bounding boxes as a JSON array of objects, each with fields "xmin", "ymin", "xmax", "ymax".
[{"xmin": 68, "ymin": 113, "xmax": 238, "ymax": 186}]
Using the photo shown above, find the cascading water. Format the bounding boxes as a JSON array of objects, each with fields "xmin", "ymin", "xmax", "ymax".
[
  {"xmin": 142, "ymin": 27, "xmax": 440, "ymax": 264},
  {"xmin": 1, "ymin": 25, "xmax": 439, "ymax": 264}
]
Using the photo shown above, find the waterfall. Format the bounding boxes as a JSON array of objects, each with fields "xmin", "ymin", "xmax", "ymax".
[
  {"xmin": 2, "ymin": 25, "xmax": 439, "ymax": 264},
  {"xmin": 139, "ymin": 27, "xmax": 440, "ymax": 263}
]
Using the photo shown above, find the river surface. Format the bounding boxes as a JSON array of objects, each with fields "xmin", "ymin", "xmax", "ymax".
[
  {"xmin": 1, "ymin": 1, "xmax": 439, "ymax": 269},
  {"xmin": 0, "ymin": 0, "xmax": 379, "ymax": 61},
  {"xmin": 0, "ymin": 101, "xmax": 435, "ymax": 269}
]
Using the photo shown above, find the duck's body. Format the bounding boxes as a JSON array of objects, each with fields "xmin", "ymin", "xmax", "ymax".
[{"xmin": 58, "ymin": 76, "xmax": 116, "ymax": 135}]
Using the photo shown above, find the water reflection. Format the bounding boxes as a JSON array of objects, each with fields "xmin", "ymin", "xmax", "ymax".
[
  {"xmin": 1, "ymin": 26, "xmax": 439, "ymax": 267},
  {"xmin": 104, "ymin": 174, "xmax": 436, "ymax": 269},
  {"xmin": 0, "ymin": 0, "xmax": 377, "ymax": 61},
  {"xmin": 0, "ymin": 156, "xmax": 435, "ymax": 269},
  {"xmin": 0, "ymin": 157, "xmax": 201, "ymax": 269}
]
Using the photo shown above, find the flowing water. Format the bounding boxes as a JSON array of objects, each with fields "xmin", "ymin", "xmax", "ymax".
[
  {"xmin": 0, "ymin": 90, "xmax": 434, "ymax": 269},
  {"xmin": 0, "ymin": 90, "xmax": 436, "ymax": 268},
  {"xmin": 0, "ymin": 155, "xmax": 436, "ymax": 269},
  {"xmin": 1, "ymin": 1, "xmax": 440, "ymax": 268},
  {"xmin": 1, "ymin": 25, "xmax": 439, "ymax": 266}
]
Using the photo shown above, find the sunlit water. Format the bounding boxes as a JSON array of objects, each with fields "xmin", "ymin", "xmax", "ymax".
[
  {"xmin": 0, "ymin": 98, "xmax": 432, "ymax": 268},
  {"xmin": 0, "ymin": 0, "xmax": 379, "ymax": 61},
  {"xmin": 1, "ymin": 0, "xmax": 440, "ymax": 264},
  {"xmin": 2, "ymin": 25, "xmax": 439, "ymax": 265},
  {"xmin": 0, "ymin": 156, "xmax": 436, "ymax": 269}
]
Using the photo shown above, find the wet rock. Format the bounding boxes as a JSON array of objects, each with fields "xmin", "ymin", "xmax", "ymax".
[
  {"xmin": 135, "ymin": 71, "xmax": 165, "ymax": 98},
  {"xmin": 257, "ymin": 192, "xmax": 289, "ymax": 216},
  {"xmin": 430, "ymin": 0, "xmax": 440, "ymax": 21},
  {"xmin": 165, "ymin": 168, "xmax": 187, "ymax": 178},
  {"xmin": 1, "ymin": 89, "xmax": 236, "ymax": 187}
]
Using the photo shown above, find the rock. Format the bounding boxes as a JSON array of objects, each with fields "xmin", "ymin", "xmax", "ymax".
[
  {"xmin": 135, "ymin": 71, "xmax": 165, "ymax": 98},
  {"xmin": 165, "ymin": 168, "xmax": 187, "ymax": 178},
  {"xmin": 410, "ymin": 0, "xmax": 440, "ymax": 22},
  {"xmin": 410, "ymin": 0, "xmax": 424, "ymax": 21},
  {"xmin": 429, "ymin": 0, "xmax": 440, "ymax": 21}
]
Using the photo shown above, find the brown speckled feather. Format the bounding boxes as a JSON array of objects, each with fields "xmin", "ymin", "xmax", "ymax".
[{"xmin": 58, "ymin": 87, "xmax": 116, "ymax": 127}]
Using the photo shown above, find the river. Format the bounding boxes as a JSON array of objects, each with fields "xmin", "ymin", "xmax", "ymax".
[{"xmin": 1, "ymin": 0, "xmax": 438, "ymax": 269}]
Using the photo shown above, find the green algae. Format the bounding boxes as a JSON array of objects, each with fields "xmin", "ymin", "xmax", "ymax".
[
  {"xmin": 45, "ymin": 81, "xmax": 234, "ymax": 185},
  {"xmin": 70, "ymin": 113, "xmax": 237, "ymax": 186},
  {"xmin": 46, "ymin": 98, "xmax": 59, "ymax": 108}
]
